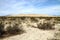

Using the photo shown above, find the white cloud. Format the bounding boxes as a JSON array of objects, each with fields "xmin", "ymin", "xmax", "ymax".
[
  {"xmin": 0, "ymin": 0, "xmax": 60, "ymax": 16},
  {"xmin": 0, "ymin": 5, "xmax": 60, "ymax": 16}
]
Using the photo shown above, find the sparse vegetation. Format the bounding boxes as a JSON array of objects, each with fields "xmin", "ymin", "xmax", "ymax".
[
  {"xmin": 0, "ymin": 22, "xmax": 5, "ymax": 37},
  {"xmin": 38, "ymin": 22, "xmax": 55, "ymax": 30},
  {"xmin": 7, "ymin": 24, "xmax": 25, "ymax": 34},
  {"xmin": 0, "ymin": 17, "xmax": 60, "ymax": 40}
]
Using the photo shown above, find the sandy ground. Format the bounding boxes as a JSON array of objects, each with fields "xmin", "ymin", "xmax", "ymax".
[{"xmin": 2, "ymin": 27, "xmax": 55, "ymax": 40}]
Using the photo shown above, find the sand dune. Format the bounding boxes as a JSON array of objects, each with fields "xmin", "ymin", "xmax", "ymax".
[{"xmin": 2, "ymin": 27, "xmax": 55, "ymax": 40}]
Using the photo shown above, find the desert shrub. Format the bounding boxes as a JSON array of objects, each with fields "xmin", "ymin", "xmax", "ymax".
[
  {"xmin": 7, "ymin": 24, "xmax": 25, "ymax": 34},
  {"xmin": 54, "ymin": 24, "xmax": 60, "ymax": 31},
  {"xmin": 38, "ymin": 22, "xmax": 55, "ymax": 30},
  {"xmin": 0, "ymin": 22, "xmax": 5, "ymax": 36},
  {"xmin": 54, "ymin": 31, "xmax": 60, "ymax": 39},
  {"xmin": 31, "ymin": 17, "xmax": 38, "ymax": 22},
  {"xmin": 48, "ymin": 31, "xmax": 60, "ymax": 40}
]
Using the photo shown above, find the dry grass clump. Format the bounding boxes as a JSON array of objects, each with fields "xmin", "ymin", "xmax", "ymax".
[
  {"xmin": 38, "ymin": 23, "xmax": 55, "ymax": 30},
  {"xmin": 48, "ymin": 31, "xmax": 60, "ymax": 40},
  {"xmin": 0, "ymin": 22, "xmax": 25, "ymax": 38},
  {"xmin": 37, "ymin": 19, "xmax": 55, "ymax": 30},
  {"xmin": 47, "ymin": 23, "xmax": 60, "ymax": 40},
  {"xmin": 6, "ymin": 24, "xmax": 25, "ymax": 35},
  {"xmin": 0, "ymin": 22, "xmax": 5, "ymax": 37}
]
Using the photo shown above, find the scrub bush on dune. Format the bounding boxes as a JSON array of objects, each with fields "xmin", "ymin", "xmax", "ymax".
[
  {"xmin": 0, "ymin": 22, "xmax": 5, "ymax": 37},
  {"xmin": 47, "ymin": 31, "xmax": 60, "ymax": 40},
  {"xmin": 38, "ymin": 22, "xmax": 55, "ymax": 30},
  {"xmin": 50, "ymin": 24, "xmax": 60, "ymax": 40},
  {"xmin": 6, "ymin": 24, "xmax": 25, "ymax": 34},
  {"xmin": 54, "ymin": 32, "xmax": 60, "ymax": 40}
]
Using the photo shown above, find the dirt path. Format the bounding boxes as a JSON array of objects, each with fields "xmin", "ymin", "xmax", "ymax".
[{"xmin": 2, "ymin": 27, "xmax": 55, "ymax": 40}]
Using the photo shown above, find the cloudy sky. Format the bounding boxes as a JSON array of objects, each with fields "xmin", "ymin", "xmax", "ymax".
[{"xmin": 0, "ymin": 0, "xmax": 60, "ymax": 16}]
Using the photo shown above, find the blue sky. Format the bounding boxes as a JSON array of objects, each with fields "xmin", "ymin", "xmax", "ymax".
[{"xmin": 0, "ymin": 0, "xmax": 60, "ymax": 16}]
